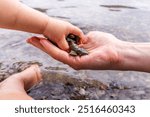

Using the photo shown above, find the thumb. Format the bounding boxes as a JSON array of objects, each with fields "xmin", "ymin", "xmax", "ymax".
[
  {"xmin": 57, "ymin": 36, "xmax": 69, "ymax": 50},
  {"xmin": 71, "ymin": 26, "xmax": 87, "ymax": 43}
]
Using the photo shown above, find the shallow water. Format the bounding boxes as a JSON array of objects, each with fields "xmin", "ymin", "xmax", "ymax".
[{"xmin": 0, "ymin": 0, "xmax": 150, "ymax": 99}]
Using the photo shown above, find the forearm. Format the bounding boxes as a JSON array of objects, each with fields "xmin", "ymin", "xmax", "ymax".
[
  {"xmin": 117, "ymin": 42, "xmax": 150, "ymax": 72},
  {"xmin": 0, "ymin": 0, "xmax": 49, "ymax": 34}
]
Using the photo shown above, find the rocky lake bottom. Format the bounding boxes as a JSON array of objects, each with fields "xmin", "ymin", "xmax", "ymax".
[{"xmin": 0, "ymin": 0, "xmax": 150, "ymax": 99}]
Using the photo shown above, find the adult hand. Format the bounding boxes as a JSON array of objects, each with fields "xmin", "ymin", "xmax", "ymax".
[{"xmin": 27, "ymin": 31, "xmax": 123, "ymax": 70}]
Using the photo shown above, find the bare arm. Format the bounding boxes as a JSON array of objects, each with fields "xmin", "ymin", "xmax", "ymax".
[
  {"xmin": 118, "ymin": 42, "xmax": 150, "ymax": 72},
  {"xmin": 0, "ymin": 0, "xmax": 85, "ymax": 50},
  {"xmin": 0, "ymin": 0, "xmax": 48, "ymax": 33},
  {"xmin": 27, "ymin": 31, "xmax": 150, "ymax": 73}
]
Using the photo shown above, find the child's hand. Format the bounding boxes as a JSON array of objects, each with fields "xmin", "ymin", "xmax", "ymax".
[
  {"xmin": 0, "ymin": 0, "xmax": 85, "ymax": 51},
  {"xmin": 27, "ymin": 31, "xmax": 122, "ymax": 70},
  {"xmin": 43, "ymin": 18, "xmax": 85, "ymax": 50}
]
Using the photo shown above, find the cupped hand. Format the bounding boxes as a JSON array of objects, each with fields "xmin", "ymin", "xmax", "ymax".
[
  {"xmin": 27, "ymin": 31, "xmax": 123, "ymax": 70},
  {"xmin": 43, "ymin": 18, "xmax": 85, "ymax": 50}
]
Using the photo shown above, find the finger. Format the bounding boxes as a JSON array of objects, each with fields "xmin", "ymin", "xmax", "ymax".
[
  {"xmin": 40, "ymin": 39, "xmax": 73, "ymax": 64},
  {"xmin": 26, "ymin": 37, "xmax": 48, "ymax": 53},
  {"xmin": 71, "ymin": 26, "xmax": 87, "ymax": 43},
  {"xmin": 57, "ymin": 35, "xmax": 69, "ymax": 50}
]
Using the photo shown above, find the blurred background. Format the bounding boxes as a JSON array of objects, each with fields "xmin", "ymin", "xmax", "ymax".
[{"xmin": 0, "ymin": 0, "xmax": 150, "ymax": 99}]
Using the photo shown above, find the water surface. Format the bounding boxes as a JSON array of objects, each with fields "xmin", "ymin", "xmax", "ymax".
[{"xmin": 0, "ymin": 0, "xmax": 150, "ymax": 99}]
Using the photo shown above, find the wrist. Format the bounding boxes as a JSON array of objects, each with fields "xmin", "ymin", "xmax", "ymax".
[
  {"xmin": 117, "ymin": 41, "xmax": 150, "ymax": 72},
  {"xmin": 42, "ymin": 17, "xmax": 53, "ymax": 38}
]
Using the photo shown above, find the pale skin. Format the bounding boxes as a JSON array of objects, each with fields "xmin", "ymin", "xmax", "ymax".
[
  {"xmin": 2, "ymin": 30, "xmax": 150, "ymax": 99},
  {"xmin": 0, "ymin": 0, "xmax": 85, "ymax": 99},
  {"xmin": 28, "ymin": 31, "xmax": 150, "ymax": 73},
  {"xmin": 0, "ymin": 0, "xmax": 149, "ymax": 100},
  {"xmin": 0, "ymin": 0, "xmax": 85, "ymax": 50},
  {"xmin": 0, "ymin": 65, "xmax": 42, "ymax": 100}
]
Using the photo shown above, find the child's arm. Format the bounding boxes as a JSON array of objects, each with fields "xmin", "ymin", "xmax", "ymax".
[
  {"xmin": 0, "ymin": 0, "xmax": 48, "ymax": 33},
  {"xmin": 0, "ymin": 0, "xmax": 84, "ymax": 50}
]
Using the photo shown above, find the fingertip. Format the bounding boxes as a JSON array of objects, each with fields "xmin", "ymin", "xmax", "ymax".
[
  {"xmin": 26, "ymin": 36, "xmax": 40, "ymax": 43},
  {"xmin": 77, "ymin": 32, "xmax": 87, "ymax": 44},
  {"xmin": 71, "ymin": 26, "xmax": 87, "ymax": 44},
  {"xmin": 73, "ymin": 27, "xmax": 83, "ymax": 36},
  {"xmin": 26, "ymin": 38, "xmax": 31, "ymax": 43},
  {"xmin": 80, "ymin": 35, "xmax": 88, "ymax": 44},
  {"xmin": 26, "ymin": 36, "xmax": 35, "ymax": 43}
]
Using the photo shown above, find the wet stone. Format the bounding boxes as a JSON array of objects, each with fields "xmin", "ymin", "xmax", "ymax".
[
  {"xmin": 1, "ymin": 0, "xmax": 150, "ymax": 100},
  {"xmin": 132, "ymin": 90, "xmax": 145, "ymax": 95},
  {"xmin": 0, "ymin": 61, "xmax": 150, "ymax": 100},
  {"xmin": 88, "ymin": 92, "xmax": 99, "ymax": 100},
  {"xmin": 79, "ymin": 88, "xmax": 86, "ymax": 95}
]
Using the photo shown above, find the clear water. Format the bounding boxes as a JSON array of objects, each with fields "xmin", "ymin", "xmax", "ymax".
[{"xmin": 0, "ymin": 0, "xmax": 150, "ymax": 88}]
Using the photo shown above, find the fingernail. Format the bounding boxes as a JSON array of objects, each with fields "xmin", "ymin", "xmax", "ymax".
[{"xmin": 26, "ymin": 38, "xmax": 32, "ymax": 43}]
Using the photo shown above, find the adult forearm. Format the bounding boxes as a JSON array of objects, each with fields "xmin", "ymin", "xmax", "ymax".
[
  {"xmin": 118, "ymin": 42, "xmax": 150, "ymax": 72},
  {"xmin": 0, "ymin": 0, "xmax": 49, "ymax": 34}
]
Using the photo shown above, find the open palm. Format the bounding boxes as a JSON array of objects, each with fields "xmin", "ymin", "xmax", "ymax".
[{"xmin": 27, "ymin": 31, "xmax": 122, "ymax": 70}]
